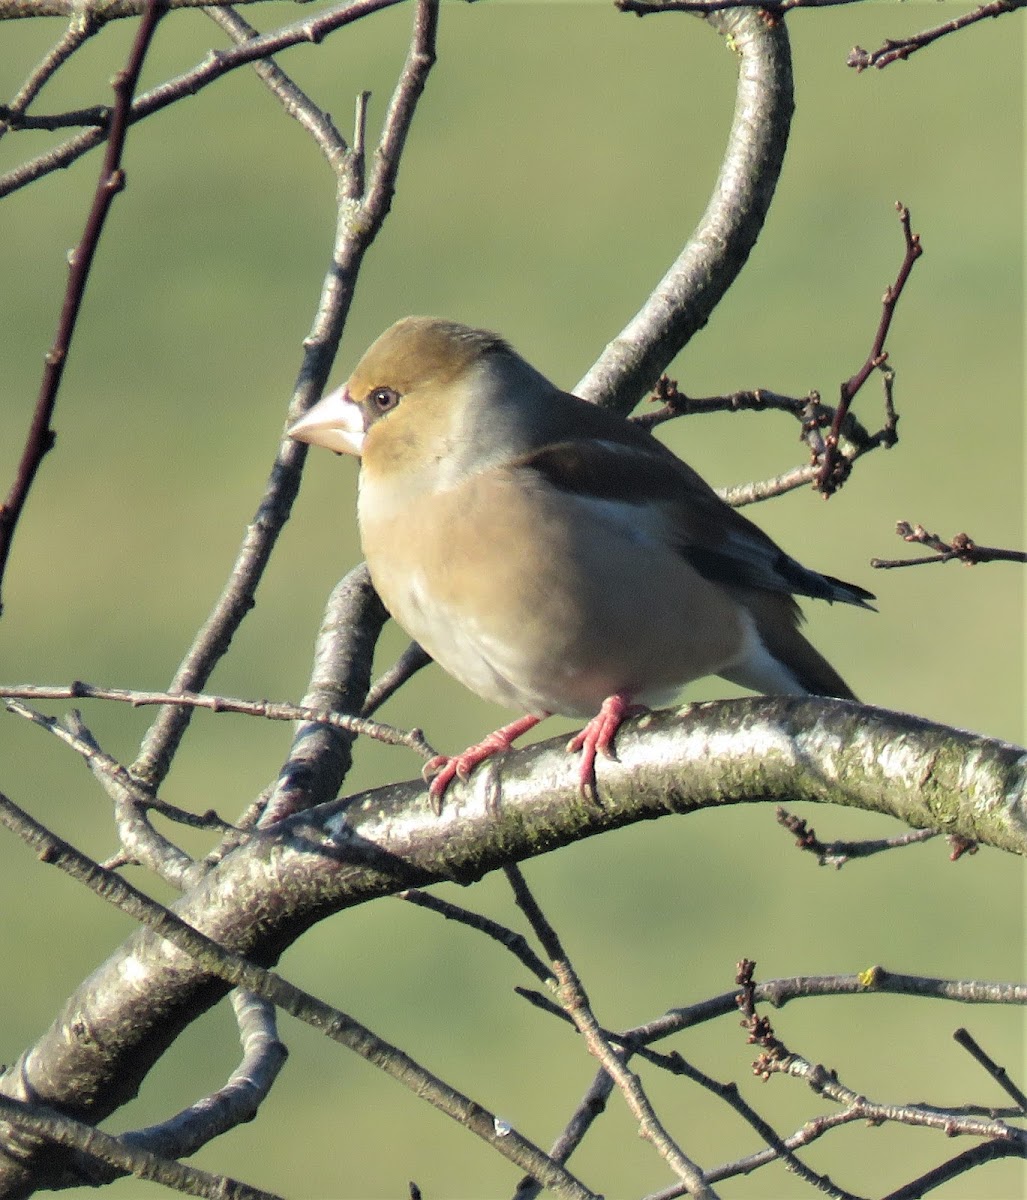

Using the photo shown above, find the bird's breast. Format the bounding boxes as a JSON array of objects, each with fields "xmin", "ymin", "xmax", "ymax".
[{"xmin": 357, "ymin": 465, "xmax": 747, "ymax": 717}]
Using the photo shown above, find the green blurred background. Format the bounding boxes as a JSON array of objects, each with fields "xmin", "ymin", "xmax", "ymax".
[{"xmin": 1, "ymin": 1, "xmax": 1023, "ymax": 1196}]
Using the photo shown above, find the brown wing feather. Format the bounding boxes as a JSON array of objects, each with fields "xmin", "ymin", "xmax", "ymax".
[{"xmin": 513, "ymin": 425, "xmax": 875, "ymax": 610}]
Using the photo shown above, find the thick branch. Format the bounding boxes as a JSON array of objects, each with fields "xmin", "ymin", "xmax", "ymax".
[
  {"xmin": 576, "ymin": 7, "xmax": 793, "ymax": 411},
  {"xmin": 0, "ymin": 698, "xmax": 1023, "ymax": 1193}
]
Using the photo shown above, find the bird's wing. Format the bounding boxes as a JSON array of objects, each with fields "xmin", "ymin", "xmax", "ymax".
[{"xmin": 511, "ymin": 428, "xmax": 876, "ymax": 610}]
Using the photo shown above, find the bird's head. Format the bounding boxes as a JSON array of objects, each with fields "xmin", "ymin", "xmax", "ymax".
[{"xmin": 287, "ymin": 316, "xmax": 530, "ymax": 477}]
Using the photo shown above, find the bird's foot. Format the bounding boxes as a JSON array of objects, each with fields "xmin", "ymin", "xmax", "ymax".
[
  {"xmin": 424, "ymin": 713, "xmax": 545, "ymax": 810},
  {"xmin": 566, "ymin": 693, "xmax": 645, "ymax": 800}
]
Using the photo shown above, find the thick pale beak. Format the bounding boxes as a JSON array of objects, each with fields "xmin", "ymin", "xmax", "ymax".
[{"xmin": 287, "ymin": 386, "xmax": 365, "ymax": 456}]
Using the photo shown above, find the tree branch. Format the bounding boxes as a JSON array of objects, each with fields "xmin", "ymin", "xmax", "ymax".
[
  {"xmin": 0, "ymin": 698, "xmax": 1023, "ymax": 1193},
  {"xmin": 0, "ymin": 0, "xmax": 165, "ymax": 612},
  {"xmin": 0, "ymin": 789, "xmax": 596, "ymax": 1199},
  {"xmin": 576, "ymin": 6, "xmax": 793, "ymax": 412},
  {"xmin": 0, "ymin": 0, "xmax": 407, "ymax": 198},
  {"xmin": 131, "ymin": 1, "xmax": 438, "ymax": 787}
]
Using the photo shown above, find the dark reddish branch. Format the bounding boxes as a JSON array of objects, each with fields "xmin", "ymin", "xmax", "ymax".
[
  {"xmin": 816, "ymin": 202, "xmax": 921, "ymax": 496},
  {"xmin": 0, "ymin": 0, "xmax": 166, "ymax": 615}
]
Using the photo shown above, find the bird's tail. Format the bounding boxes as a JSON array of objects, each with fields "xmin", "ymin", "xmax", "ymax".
[{"xmin": 720, "ymin": 588, "xmax": 860, "ymax": 701}]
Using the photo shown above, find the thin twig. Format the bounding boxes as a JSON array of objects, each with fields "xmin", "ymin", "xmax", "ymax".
[
  {"xmin": 848, "ymin": 0, "xmax": 1026, "ymax": 71},
  {"xmin": 2, "ymin": 698, "xmax": 229, "ymax": 832},
  {"xmin": 635, "ymin": 375, "xmax": 897, "ymax": 507},
  {"xmin": 776, "ymin": 805, "xmax": 938, "ymax": 868},
  {"xmin": 881, "ymin": 1138, "xmax": 1025, "ymax": 1200},
  {"xmin": 505, "ymin": 866, "xmax": 716, "ymax": 1198},
  {"xmin": 362, "ymin": 641, "xmax": 433, "ymax": 716},
  {"xmin": 132, "ymin": 0, "xmax": 438, "ymax": 789},
  {"xmin": 0, "ymin": 0, "xmax": 405, "ymax": 199},
  {"xmin": 1, "ymin": 681, "xmax": 433, "ymax": 756},
  {"xmin": 575, "ymin": 7, "xmax": 793, "ymax": 414},
  {"xmin": 768, "ymin": 1052, "xmax": 1023, "ymax": 1142},
  {"xmin": 0, "ymin": 13, "xmax": 98, "ymax": 136},
  {"xmin": 203, "ymin": 5, "xmax": 348, "ymax": 169},
  {"xmin": 815, "ymin": 203, "xmax": 920, "ymax": 495},
  {"xmin": 120, "ymin": 991, "xmax": 288, "ymax": 1163},
  {"xmin": 953, "ymin": 1027, "xmax": 1027, "ymax": 1113},
  {"xmin": 398, "ymin": 889, "xmax": 553, "ymax": 984},
  {"xmin": 872, "ymin": 521, "xmax": 1027, "ymax": 570},
  {"xmin": 0, "ymin": 0, "xmax": 166, "ymax": 612},
  {"xmin": 512, "ymin": 1067, "xmax": 617, "ymax": 1200},
  {"xmin": 618, "ymin": 0, "xmax": 865, "ymax": 11}
]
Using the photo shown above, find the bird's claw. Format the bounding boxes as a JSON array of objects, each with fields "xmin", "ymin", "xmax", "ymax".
[
  {"xmin": 423, "ymin": 714, "xmax": 544, "ymax": 811},
  {"xmin": 566, "ymin": 693, "xmax": 643, "ymax": 800}
]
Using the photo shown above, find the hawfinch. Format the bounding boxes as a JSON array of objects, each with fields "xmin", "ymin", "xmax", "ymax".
[{"xmin": 289, "ymin": 317, "xmax": 874, "ymax": 799}]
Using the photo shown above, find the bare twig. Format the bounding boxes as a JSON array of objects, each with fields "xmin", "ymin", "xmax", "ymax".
[
  {"xmin": 512, "ymin": 1066, "xmax": 617, "ymax": 1200},
  {"xmin": 0, "ymin": 0, "xmax": 374, "ymax": 17},
  {"xmin": 848, "ymin": 1, "xmax": 1027, "ymax": 71},
  {"xmin": 737, "ymin": 964, "xmax": 1024, "ymax": 1143},
  {"xmin": 816, "ymin": 203, "xmax": 920, "ymax": 495},
  {"xmin": 2, "ymin": 698, "xmax": 229, "ymax": 832},
  {"xmin": 776, "ymin": 805, "xmax": 939, "ymax": 867},
  {"xmin": 768, "ymin": 1052, "xmax": 1023, "ymax": 1142},
  {"xmin": 202, "ymin": 5, "xmax": 348, "ymax": 169},
  {"xmin": 505, "ymin": 866, "xmax": 715, "ymax": 1198},
  {"xmin": 0, "ymin": 681, "xmax": 433, "ymax": 756},
  {"xmin": 872, "ymin": 521, "xmax": 1027, "ymax": 570},
  {"xmin": 635, "ymin": 375, "xmax": 898, "ymax": 506},
  {"xmin": 132, "ymin": 0, "xmax": 438, "ymax": 789},
  {"xmin": 881, "ymin": 1138, "xmax": 1025, "ymax": 1200},
  {"xmin": 618, "ymin": 0, "xmax": 865, "ymax": 12},
  {"xmin": 0, "ymin": 0, "xmax": 166, "ymax": 612},
  {"xmin": 576, "ymin": 8, "xmax": 793, "ymax": 414},
  {"xmin": 953, "ymin": 1027, "xmax": 1027, "ymax": 1113},
  {"xmin": 718, "ymin": 463, "xmax": 820, "ymax": 506},
  {"xmin": 0, "ymin": 0, "xmax": 404, "ymax": 199},
  {"xmin": 65, "ymin": 709, "xmax": 200, "ymax": 885},
  {"xmin": 362, "ymin": 641, "xmax": 433, "ymax": 717},
  {"xmin": 0, "ymin": 13, "xmax": 98, "ymax": 135},
  {"xmin": 633, "ymin": 381, "xmax": 828, "ymax": 433},
  {"xmin": 398, "ymin": 889, "xmax": 553, "ymax": 984}
]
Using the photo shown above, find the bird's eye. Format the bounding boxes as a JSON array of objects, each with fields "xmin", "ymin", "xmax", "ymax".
[{"xmin": 369, "ymin": 387, "xmax": 399, "ymax": 413}]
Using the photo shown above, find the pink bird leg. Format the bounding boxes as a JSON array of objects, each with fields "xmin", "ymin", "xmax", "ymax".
[
  {"xmin": 425, "ymin": 713, "xmax": 544, "ymax": 805},
  {"xmin": 565, "ymin": 693, "xmax": 644, "ymax": 797},
  {"xmin": 425, "ymin": 693, "xmax": 644, "ymax": 807}
]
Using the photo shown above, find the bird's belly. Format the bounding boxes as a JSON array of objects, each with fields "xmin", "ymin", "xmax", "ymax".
[{"xmin": 361, "ymin": 473, "xmax": 746, "ymax": 718}]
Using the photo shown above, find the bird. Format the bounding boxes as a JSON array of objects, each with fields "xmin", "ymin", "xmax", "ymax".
[{"xmin": 288, "ymin": 316, "xmax": 874, "ymax": 801}]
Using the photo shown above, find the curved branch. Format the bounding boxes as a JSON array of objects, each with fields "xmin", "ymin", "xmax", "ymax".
[
  {"xmin": 115, "ymin": 991, "xmax": 287, "ymax": 1169},
  {"xmin": 0, "ymin": 698, "xmax": 1023, "ymax": 1193},
  {"xmin": 258, "ymin": 564, "xmax": 390, "ymax": 825},
  {"xmin": 576, "ymin": 7, "xmax": 794, "ymax": 411}
]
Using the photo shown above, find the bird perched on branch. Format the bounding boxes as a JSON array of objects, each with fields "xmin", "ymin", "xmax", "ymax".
[{"xmin": 289, "ymin": 317, "xmax": 874, "ymax": 801}]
